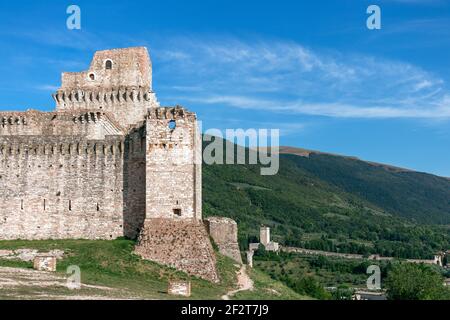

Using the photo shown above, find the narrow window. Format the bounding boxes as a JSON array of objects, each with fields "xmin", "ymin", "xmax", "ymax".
[
  {"xmin": 43, "ymin": 199, "xmax": 46, "ymax": 211},
  {"xmin": 105, "ymin": 60, "xmax": 113, "ymax": 70},
  {"xmin": 20, "ymin": 200, "xmax": 23, "ymax": 210},
  {"xmin": 96, "ymin": 203, "xmax": 100, "ymax": 212},
  {"xmin": 69, "ymin": 200, "xmax": 72, "ymax": 211},
  {"xmin": 89, "ymin": 73, "xmax": 95, "ymax": 80}
]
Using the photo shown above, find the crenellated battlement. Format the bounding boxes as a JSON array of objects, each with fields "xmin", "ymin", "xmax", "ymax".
[
  {"xmin": 53, "ymin": 87, "xmax": 158, "ymax": 110},
  {"xmin": 0, "ymin": 137, "xmax": 125, "ymax": 157},
  {"xmin": 0, "ymin": 115, "xmax": 27, "ymax": 126},
  {"xmin": 0, "ymin": 110, "xmax": 125, "ymax": 139},
  {"xmin": 148, "ymin": 106, "xmax": 196, "ymax": 121}
]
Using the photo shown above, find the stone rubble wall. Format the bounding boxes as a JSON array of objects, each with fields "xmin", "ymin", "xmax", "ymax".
[
  {"xmin": 135, "ymin": 218, "xmax": 219, "ymax": 283},
  {"xmin": 204, "ymin": 217, "xmax": 242, "ymax": 264},
  {"xmin": 0, "ymin": 249, "xmax": 64, "ymax": 261}
]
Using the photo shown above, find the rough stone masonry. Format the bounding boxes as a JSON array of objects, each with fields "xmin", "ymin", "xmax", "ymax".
[{"xmin": 0, "ymin": 47, "xmax": 223, "ymax": 282}]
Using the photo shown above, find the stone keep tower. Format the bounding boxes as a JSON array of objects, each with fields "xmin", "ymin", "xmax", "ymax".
[
  {"xmin": 135, "ymin": 107, "xmax": 219, "ymax": 282},
  {"xmin": 145, "ymin": 107, "xmax": 202, "ymax": 221},
  {"xmin": 53, "ymin": 47, "xmax": 159, "ymax": 127}
]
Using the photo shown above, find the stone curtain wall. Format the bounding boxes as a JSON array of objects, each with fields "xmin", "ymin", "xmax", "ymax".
[{"xmin": 0, "ymin": 136, "xmax": 126, "ymax": 240}]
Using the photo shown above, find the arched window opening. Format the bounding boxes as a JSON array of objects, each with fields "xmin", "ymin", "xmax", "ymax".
[{"xmin": 105, "ymin": 60, "xmax": 113, "ymax": 70}]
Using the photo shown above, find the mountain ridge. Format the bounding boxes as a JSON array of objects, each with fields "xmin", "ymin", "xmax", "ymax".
[{"xmin": 264, "ymin": 146, "xmax": 446, "ymax": 177}]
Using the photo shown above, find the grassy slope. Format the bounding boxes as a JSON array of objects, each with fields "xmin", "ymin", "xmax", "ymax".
[
  {"xmin": 0, "ymin": 239, "xmax": 307, "ymax": 300},
  {"xmin": 203, "ymin": 140, "xmax": 450, "ymax": 259}
]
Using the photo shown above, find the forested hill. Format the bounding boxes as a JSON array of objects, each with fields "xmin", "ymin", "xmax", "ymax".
[
  {"xmin": 202, "ymin": 138, "xmax": 450, "ymax": 259},
  {"xmin": 278, "ymin": 147, "xmax": 450, "ymax": 224}
]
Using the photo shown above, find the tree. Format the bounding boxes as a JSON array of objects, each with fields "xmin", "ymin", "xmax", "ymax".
[
  {"xmin": 291, "ymin": 276, "xmax": 332, "ymax": 300},
  {"xmin": 332, "ymin": 285, "xmax": 354, "ymax": 300},
  {"xmin": 385, "ymin": 263, "xmax": 450, "ymax": 300}
]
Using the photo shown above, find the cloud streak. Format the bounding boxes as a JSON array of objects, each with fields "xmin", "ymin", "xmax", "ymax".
[
  {"xmin": 5, "ymin": 29, "xmax": 450, "ymax": 120},
  {"xmin": 153, "ymin": 36, "xmax": 450, "ymax": 119}
]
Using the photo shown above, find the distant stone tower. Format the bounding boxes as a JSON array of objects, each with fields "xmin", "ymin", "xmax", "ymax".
[
  {"xmin": 259, "ymin": 226, "xmax": 279, "ymax": 252},
  {"xmin": 260, "ymin": 226, "xmax": 271, "ymax": 246}
]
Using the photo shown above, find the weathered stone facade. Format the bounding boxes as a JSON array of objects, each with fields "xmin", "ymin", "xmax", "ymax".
[
  {"xmin": 204, "ymin": 217, "xmax": 242, "ymax": 264},
  {"xmin": 135, "ymin": 218, "xmax": 219, "ymax": 282},
  {"xmin": 0, "ymin": 47, "xmax": 219, "ymax": 281}
]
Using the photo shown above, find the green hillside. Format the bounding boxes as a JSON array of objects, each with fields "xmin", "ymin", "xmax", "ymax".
[
  {"xmin": 284, "ymin": 152, "xmax": 450, "ymax": 224},
  {"xmin": 0, "ymin": 239, "xmax": 306, "ymax": 300},
  {"xmin": 203, "ymin": 139, "xmax": 450, "ymax": 259}
]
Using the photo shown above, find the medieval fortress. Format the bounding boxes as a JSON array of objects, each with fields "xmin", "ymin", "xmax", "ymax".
[{"xmin": 0, "ymin": 47, "xmax": 241, "ymax": 282}]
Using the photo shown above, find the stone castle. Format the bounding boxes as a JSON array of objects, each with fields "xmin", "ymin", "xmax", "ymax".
[{"xmin": 0, "ymin": 47, "xmax": 242, "ymax": 282}]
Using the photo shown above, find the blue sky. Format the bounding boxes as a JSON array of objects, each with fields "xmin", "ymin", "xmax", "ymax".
[{"xmin": 0, "ymin": 0, "xmax": 450, "ymax": 176}]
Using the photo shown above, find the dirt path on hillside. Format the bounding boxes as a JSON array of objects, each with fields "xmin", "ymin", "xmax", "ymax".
[{"xmin": 221, "ymin": 265, "xmax": 254, "ymax": 300}]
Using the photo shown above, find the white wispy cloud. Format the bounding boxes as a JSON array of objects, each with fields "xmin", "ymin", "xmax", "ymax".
[
  {"xmin": 34, "ymin": 84, "xmax": 59, "ymax": 92},
  {"xmin": 153, "ymin": 36, "xmax": 450, "ymax": 119},
  {"xmin": 5, "ymin": 28, "xmax": 449, "ymax": 120}
]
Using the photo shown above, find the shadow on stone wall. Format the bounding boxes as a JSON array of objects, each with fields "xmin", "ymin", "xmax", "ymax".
[{"xmin": 122, "ymin": 129, "xmax": 146, "ymax": 239}]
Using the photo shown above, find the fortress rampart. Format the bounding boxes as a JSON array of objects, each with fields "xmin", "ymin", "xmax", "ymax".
[
  {"xmin": 0, "ymin": 135, "xmax": 125, "ymax": 240},
  {"xmin": 0, "ymin": 47, "xmax": 220, "ymax": 282}
]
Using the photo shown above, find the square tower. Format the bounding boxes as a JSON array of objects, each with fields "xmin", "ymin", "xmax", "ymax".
[
  {"xmin": 145, "ymin": 106, "xmax": 202, "ymax": 221},
  {"xmin": 260, "ymin": 226, "xmax": 271, "ymax": 246}
]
